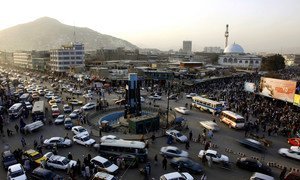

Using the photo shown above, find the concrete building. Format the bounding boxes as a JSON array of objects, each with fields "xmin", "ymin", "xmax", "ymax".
[
  {"xmin": 203, "ymin": 47, "xmax": 223, "ymax": 53},
  {"xmin": 218, "ymin": 43, "xmax": 262, "ymax": 69},
  {"xmin": 183, "ymin": 41, "xmax": 192, "ymax": 54},
  {"xmin": 50, "ymin": 42, "xmax": 85, "ymax": 73},
  {"xmin": 13, "ymin": 52, "xmax": 31, "ymax": 68}
]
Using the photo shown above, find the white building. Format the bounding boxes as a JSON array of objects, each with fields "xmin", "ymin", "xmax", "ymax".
[
  {"xmin": 50, "ymin": 42, "xmax": 85, "ymax": 72},
  {"xmin": 13, "ymin": 52, "xmax": 31, "ymax": 68},
  {"xmin": 218, "ymin": 43, "xmax": 261, "ymax": 69},
  {"xmin": 183, "ymin": 41, "xmax": 192, "ymax": 54}
]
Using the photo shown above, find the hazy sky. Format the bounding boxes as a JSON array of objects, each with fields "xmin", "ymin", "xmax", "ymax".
[{"xmin": 1, "ymin": 0, "xmax": 300, "ymax": 53}]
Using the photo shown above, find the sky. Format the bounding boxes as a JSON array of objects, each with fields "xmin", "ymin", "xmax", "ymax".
[{"xmin": 1, "ymin": 0, "xmax": 300, "ymax": 53}]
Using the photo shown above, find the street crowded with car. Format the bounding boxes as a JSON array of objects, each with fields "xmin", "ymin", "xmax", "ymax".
[{"xmin": 0, "ymin": 66, "xmax": 299, "ymax": 180}]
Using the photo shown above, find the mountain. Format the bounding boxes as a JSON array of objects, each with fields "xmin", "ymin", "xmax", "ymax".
[{"xmin": 0, "ymin": 17, "xmax": 138, "ymax": 51}]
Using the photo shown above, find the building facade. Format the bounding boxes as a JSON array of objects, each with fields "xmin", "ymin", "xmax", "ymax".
[
  {"xmin": 218, "ymin": 43, "xmax": 262, "ymax": 69},
  {"xmin": 13, "ymin": 52, "xmax": 31, "ymax": 68},
  {"xmin": 183, "ymin": 41, "xmax": 192, "ymax": 54},
  {"xmin": 50, "ymin": 42, "xmax": 85, "ymax": 72},
  {"xmin": 203, "ymin": 47, "xmax": 223, "ymax": 53}
]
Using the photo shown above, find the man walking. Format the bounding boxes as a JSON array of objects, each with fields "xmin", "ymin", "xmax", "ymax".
[{"xmin": 162, "ymin": 157, "xmax": 167, "ymax": 170}]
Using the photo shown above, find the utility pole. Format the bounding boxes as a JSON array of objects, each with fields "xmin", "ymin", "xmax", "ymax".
[{"xmin": 166, "ymin": 81, "xmax": 170, "ymax": 128}]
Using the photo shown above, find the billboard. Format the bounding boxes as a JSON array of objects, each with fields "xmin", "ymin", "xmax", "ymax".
[
  {"xmin": 294, "ymin": 82, "xmax": 300, "ymax": 107},
  {"xmin": 258, "ymin": 77, "xmax": 297, "ymax": 103},
  {"xmin": 244, "ymin": 82, "xmax": 256, "ymax": 93}
]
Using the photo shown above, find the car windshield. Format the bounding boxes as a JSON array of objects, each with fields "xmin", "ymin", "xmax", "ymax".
[
  {"xmin": 82, "ymin": 136, "xmax": 90, "ymax": 141},
  {"xmin": 3, "ymin": 155, "xmax": 15, "ymax": 161},
  {"xmin": 78, "ymin": 128, "xmax": 86, "ymax": 133},
  {"xmin": 10, "ymin": 169, "xmax": 24, "ymax": 178},
  {"xmin": 103, "ymin": 160, "xmax": 112, "ymax": 168},
  {"xmin": 176, "ymin": 150, "xmax": 182, "ymax": 154},
  {"xmin": 176, "ymin": 133, "xmax": 183, "ymax": 137},
  {"xmin": 216, "ymin": 153, "xmax": 221, "ymax": 158},
  {"xmin": 31, "ymin": 153, "xmax": 43, "ymax": 160},
  {"xmin": 65, "ymin": 121, "xmax": 72, "ymax": 124},
  {"xmin": 62, "ymin": 158, "xmax": 70, "ymax": 165}
]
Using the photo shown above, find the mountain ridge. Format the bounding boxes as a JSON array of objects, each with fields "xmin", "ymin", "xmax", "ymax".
[{"xmin": 0, "ymin": 17, "xmax": 138, "ymax": 51}]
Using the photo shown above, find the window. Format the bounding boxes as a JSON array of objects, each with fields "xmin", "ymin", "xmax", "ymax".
[
  {"xmin": 234, "ymin": 58, "xmax": 238, "ymax": 63},
  {"xmin": 239, "ymin": 60, "xmax": 242, "ymax": 63},
  {"xmin": 223, "ymin": 58, "xmax": 227, "ymax": 63},
  {"xmin": 228, "ymin": 58, "xmax": 232, "ymax": 63},
  {"xmin": 76, "ymin": 57, "xmax": 81, "ymax": 59},
  {"xmin": 250, "ymin": 60, "xmax": 253, "ymax": 64},
  {"xmin": 76, "ymin": 51, "xmax": 83, "ymax": 55},
  {"xmin": 245, "ymin": 61, "xmax": 248, "ymax": 64},
  {"xmin": 255, "ymin": 61, "xmax": 259, "ymax": 64}
]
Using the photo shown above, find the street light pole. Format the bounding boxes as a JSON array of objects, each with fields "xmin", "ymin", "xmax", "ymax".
[{"xmin": 166, "ymin": 81, "xmax": 170, "ymax": 128}]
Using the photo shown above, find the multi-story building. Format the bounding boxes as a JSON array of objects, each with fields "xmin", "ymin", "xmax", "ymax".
[
  {"xmin": 50, "ymin": 42, "xmax": 85, "ymax": 73},
  {"xmin": 13, "ymin": 51, "xmax": 32, "ymax": 68},
  {"xmin": 183, "ymin": 41, "xmax": 192, "ymax": 54}
]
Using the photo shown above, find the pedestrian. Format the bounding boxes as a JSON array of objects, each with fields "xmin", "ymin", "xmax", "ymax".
[
  {"xmin": 7, "ymin": 128, "xmax": 12, "ymax": 137},
  {"xmin": 68, "ymin": 152, "xmax": 73, "ymax": 160},
  {"xmin": 154, "ymin": 154, "xmax": 158, "ymax": 165},
  {"xmin": 33, "ymin": 140, "xmax": 38, "ymax": 149},
  {"xmin": 202, "ymin": 154, "xmax": 207, "ymax": 166},
  {"xmin": 24, "ymin": 159, "xmax": 30, "ymax": 171},
  {"xmin": 207, "ymin": 156, "xmax": 212, "ymax": 167},
  {"xmin": 64, "ymin": 133, "xmax": 69, "ymax": 140},
  {"xmin": 151, "ymin": 134, "xmax": 155, "ymax": 143},
  {"xmin": 189, "ymin": 130, "xmax": 193, "ymax": 141},
  {"xmin": 14, "ymin": 124, "xmax": 19, "ymax": 133},
  {"xmin": 81, "ymin": 164, "xmax": 86, "ymax": 178},
  {"xmin": 85, "ymin": 165, "xmax": 90, "ymax": 179},
  {"xmin": 37, "ymin": 145, "xmax": 43, "ymax": 154},
  {"xmin": 40, "ymin": 135, "xmax": 44, "ymax": 145},
  {"xmin": 207, "ymin": 129, "xmax": 213, "ymax": 139},
  {"xmin": 21, "ymin": 137, "xmax": 26, "ymax": 147},
  {"xmin": 279, "ymin": 167, "xmax": 287, "ymax": 180},
  {"xmin": 185, "ymin": 141, "xmax": 190, "ymax": 150},
  {"xmin": 197, "ymin": 133, "xmax": 201, "ymax": 143},
  {"xmin": 99, "ymin": 127, "xmax": 102, "ymax": 137},
  {"xmin": 162, "ymin": 157, "xmax": 167, "ymax": 170}
]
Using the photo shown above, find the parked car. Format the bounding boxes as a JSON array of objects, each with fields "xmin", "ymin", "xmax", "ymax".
[
  {"xmin": 2, "ymin": 150, "xmax": 18, "ymax": 170},
  {"xmin": 82, "ymin": 102, "xmax": 96, "ymax": 110},
  {"xmin": 24, "ymin": 101, "xmax": 32, "ymax": 110},
  {"xmin": 31, "ymin": 167, "xmax": 63, "ymax": 180},
  {"xmin": 287, "ymin": 138, "xmax": 300, "ymax": 146},
  {"xmin": 83, "ymin": 93, "xmax": 93, "ymax": 99},
  {"xmin": 73, "ymin": 133, "xmax": 96, "ymax": 147},
  {"xmin": 100, "ymin": 135, "xmax": 120, "ymax": 142},
  {"xmin": 69, "ymin": 109, "xmax": 82, "ymax": 119},
  {"xmin": 72, "ymin": 126, "xmax": 89, "ymax": 135},
  {"xmin": 170, "ymin": 157, "xmax": 204, "ymax": 174},
  {"xmin": 186, "ymin": 93, "xmax": 197, "ymax": 98},
  {"xmin": 249, "ymin": 172, "xmax": 274, "ymax": 180},
  {"xmin": 160, "ymin": 146, "xmax": 189, "ymax": 158},
  {"xmin": 23, "ymin": 149, "xmax": 47, "ymax": 167},
  {"xmin": 199, "ymin": 121, "xmax": 220, "ymax": 131},
  {"xmin": 92, "ymin": 172, "xmax": 117, "ymax": 180},
  {"xmin": 7, "ymin": 163, "xmax": 27, "ymax": 180},
  {"xmin": 174, "ymin": 107, "xmax": 190, "ymax": 115},
  {"xmin": 238, "ymin": 138, "xmax": 266, "ymax": 152},
  {"xmin": 64, "ymin": 118, "xmax": 73, "ymax": 130},
  {"xmin": 149, "ymin": 94, "xmax": 162, "ymax": 100},
  {"xmin": 52, "ymin": 96, "xmax": 62, "ymax": 103},
  {"xmin": 91, "ymin": 156, "xmax": 119, "ymax": 175},
  {"xmin": 278, "ymin": 146, "xmax": 300, "ymax": 160},
  {"xmin": 43, "ymin": 137, "xmax": 72, "ymax": 148},
  {"xmin": 167, "ymin": 94, "xmax": 178, "ymax": 100},
  {"xmin": 68, "ymin": 99, "xmax": 83, "ymax": 105},
  {"xmin": 166, "ymin": 129, "xmax": 188, "ymax": 143},
  {"xmin": 198, "ymin": 149, "xmax": 229, "ymax": 163},
  {"xmin": 63, "ymin": 104, "xmax": 72, "ymax": 113},
  {"xmin": 48, "ymin": 100, "xmax": 57, "ymax": 106},
  {"xmin": 236, "ymin": 157, "xmax": 272, "ymax": 175},
  {"xmin": 54, "ymin": 115, "xmax": 65, "ymax": 125},
  {"xmin": 160, "ymin": 172, "xmax": 194, "ymax": 180},
  {"xmin": 46, "ymin": 155, "xmax": 77, "ymax": 171}
]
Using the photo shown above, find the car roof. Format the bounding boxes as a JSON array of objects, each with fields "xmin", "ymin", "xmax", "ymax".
[
  {"xmin": 252, "ymin": 172, "xmax": 274, "ymax": 180},
  {"xmin": 92, "ymin": 156, "xmax": 108, "ymax": 163},
  {"xmin": 245, "ymin": 138, "xmax": 261, "ymax": 145},
  {"xmin": 290, "ymin": 146, "xmax": 300, "ymax": 152},
  {"xmin": 75, "ymin": 132, "xmax": 89, "ymax": 138},
  {"xmin": 49, "ymin": 137, "xmax": 63, "ymax": 140},
  {"xmin": 8, "ymin": 163, "xmax": 22, "ymax": 171},
  {"xmin": 3, "ymin": 150, "xmax": 14, "ymax": 157},
  {"xmin": 167, "ymin": 129, "xmax": 179, "ymax": 133},
  {"xmin": 25, "ymin": 149, "xmax": 39, "ymax": 155},
  {"xmin": 49, "ymin": 155, "xmax": 66, "ymax": 161},
  {"xmin": 162, "ymin": 172, "xmax": 183, "ymax": 179},
  {"xmin": 33, "ymin": 167, "xmax": 52, "ymax": 174},
  {"xmin": 205, "ymin": 149, "xmax": 217, "ymax": 155},
  {"xmin": 165, "ymin": 146, "xmax": 179, "ymax": 151}
]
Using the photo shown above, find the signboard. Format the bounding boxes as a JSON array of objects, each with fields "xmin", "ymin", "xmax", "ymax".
[
  {"xmin": 258, "ymin": 77, "xmax": 297, "ymax": 103},
  {"xmin": 244, "ymin": 82, "xmax": 256, "ymax": 93},
  {"xmin": 294, "ymin": 82, "xmax": 300, "ymax": 107}
]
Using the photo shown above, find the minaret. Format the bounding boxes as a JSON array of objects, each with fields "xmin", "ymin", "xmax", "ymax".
[{"xmin": 225, "ymin": 24, "xmax": 229, "ymax": 48}]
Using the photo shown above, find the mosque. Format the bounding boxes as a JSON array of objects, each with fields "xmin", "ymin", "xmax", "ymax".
[{"xmin": 218, "ymin": 25, "xmax": 262, "ymax": 69}]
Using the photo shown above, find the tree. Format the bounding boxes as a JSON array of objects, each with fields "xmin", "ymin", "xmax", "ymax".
[{"xmin": 261, "ymin": 54, "xmax": 285, "ymax": 71}]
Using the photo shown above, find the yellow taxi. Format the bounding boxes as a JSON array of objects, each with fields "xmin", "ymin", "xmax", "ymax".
[
  {"xmin": 23, "ymin": 149, "xmax": 47, "ymax": 166},
  {"xmin": 48, "ymin": 99, "xmax": 57, "ymax": 106}
]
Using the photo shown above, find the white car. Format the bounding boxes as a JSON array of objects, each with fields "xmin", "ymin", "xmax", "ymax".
[
  {"xmin": 7, "ymin": 163, "xmax": 27, "ymax": 180},
  {"xmin": 51, "ymin": 104, "xmax": 59, "ymax": 111},
  {"xmin": 165, "ymin": 129, "xmax": 188, "ymax": 143},
  {"xmin": 69, "ymin": 109, "xmax": 82, "ymax": 119},
  {"xmin": 46, "ymin": 155, "xmax": 77, "ymax": 171},
  {"xmin": 198, "ymin": 149, "xmax": 229, "ymax": 163},
  {"xmin": 54, "ymin": 115, "xmax": 65, "ymax": 125},
  {"xmin": 91, "ymin": 156, "xmax": 119, "ymax": 174},
  {"xmin": 140, "ymin": 96, "xmax": 145, "ymax": 103},
  {"xmin": 83, "ymin": 93, "xmax": 93, "ymax": 98},
  {"xmin": 100, "ymin": 135, "xmax": 121, "ymax": 142},
  {"xmin": 93, "ymin": 172, "xmax": 116, "ymax": 180},
  {"xmin": 43, "ymin": 137, "xmax": 72, "ymax": 148},
  {"xmin": 73, "ymin": 133, "xmax": 96, "ymax": 146},
  {"xmin": 199, "ymin": 121, "xmax": 220, "ymax": 131},
  {"xmin": 250, "ymin": 172, "xmax": 274, "ymax": 180},
  {"xmin": 72, "ymin": 126, "xmax": 89, "ymax": 135},
  {"xmin": 63, "ymin": 104, "xmax": 72, "ymax": 113},
  {"xmin": 149, "ymin": 94, "xmax": 162, "ymax": 100},
  {"xmin": 174, "ymin": 107, "xmax": 190, "ymax": 115},
  {"xmin": 24, "ymin": 101, "xmax": 32, "ymax": 110},
  {"xmin": 82, "ymin": 102, "xmax": 96, "ymax": 110},
  {"xmin": 45, "ymin": 92, "xmax": 54, "ymax": 99},
  {"xmin": 278, "ymin": 146, "xmax": 300, "ymax": 160},
  {"xmin": 160, "ymin": 172, "xmax": 194, "ymax": 180},
  {"xmin": 160, "ymin": 146, "xmax": 189, "ymax": 158},
  {"xmin": 186, "ymin": 93, "xmax": 197, "ymax": 98}
]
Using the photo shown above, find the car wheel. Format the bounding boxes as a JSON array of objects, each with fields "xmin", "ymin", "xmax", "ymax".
[{"xmin": 282, "ymin": 153, "xmax": 287, "ymax": 157}]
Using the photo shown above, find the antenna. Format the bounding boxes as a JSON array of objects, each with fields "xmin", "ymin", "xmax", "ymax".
[{"xmin": 225, "ymin": 24, "xmax": 229, "ymax": 48}]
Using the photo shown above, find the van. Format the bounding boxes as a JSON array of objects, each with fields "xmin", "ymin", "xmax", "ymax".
[
  {"xmin": 23, "ymin": 121, "xmax": 44, "ymax": 134},
  {"xmin": 8, "ymin": 103, "xmax": 23, "ymax": 118}
]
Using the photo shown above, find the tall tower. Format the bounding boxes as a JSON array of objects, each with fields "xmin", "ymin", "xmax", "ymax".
[
  {"xmin": 225, "ymin": 24, "xmax": 229, "ymax": 48},
  {"xmin": 124, "ymin": 73, "xmax": 142, "ymax": 118}
]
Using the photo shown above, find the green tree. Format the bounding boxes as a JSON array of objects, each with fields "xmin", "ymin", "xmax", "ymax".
[{"xmin": 261, "ymin": 54, "xmax": 285, "ymax": 71}]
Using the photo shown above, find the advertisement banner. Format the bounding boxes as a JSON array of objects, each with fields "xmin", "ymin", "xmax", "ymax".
[
  {"xmin": 294, "ymin": 82, "xmax": 300, "ymax": 107},
  {"xmin": 259, "ymin": 77, "xmax": 297, "ymax": 103},
  {"xmin": 244, "ymin": 82, "xmax": 256, "ymax": 93}
]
